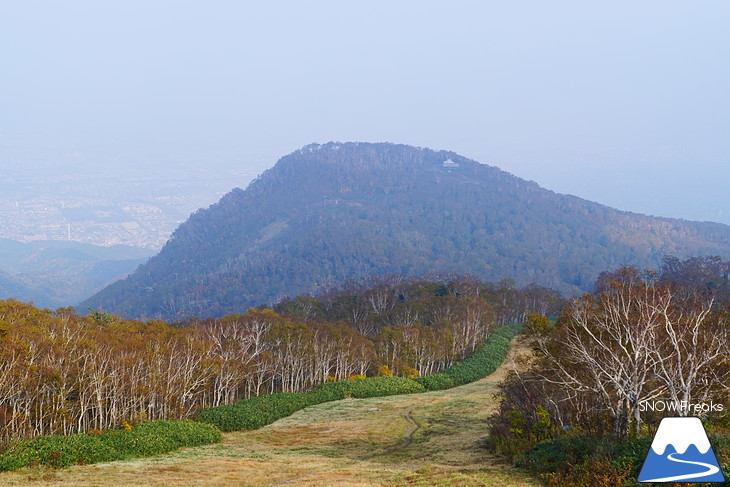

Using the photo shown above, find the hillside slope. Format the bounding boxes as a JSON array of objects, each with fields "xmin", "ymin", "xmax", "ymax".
[
  {"xmin": 0, "ymin": 239, "xmax": 153, "ymax": 308},
  {"xmin": 0, "ymin": 270, "xmax": 37, "ymax": 304},
  {"xmin": 84, "ymin": 142, "xmax": 730, "ymax": 320}
]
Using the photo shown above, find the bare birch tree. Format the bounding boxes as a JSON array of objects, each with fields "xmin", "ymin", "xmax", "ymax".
[
  {"xmin": 651, "ymin": 291, "xmax": 730, "ymax": 413},
  {"xmin": 534, "ymin": 268, "xmax": 667, "ymax": 438}
]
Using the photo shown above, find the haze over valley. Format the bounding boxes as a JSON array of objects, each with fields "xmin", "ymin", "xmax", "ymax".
[{"xmin": 0, "ymin": 142, "xmax": 255, "ymax": 250}]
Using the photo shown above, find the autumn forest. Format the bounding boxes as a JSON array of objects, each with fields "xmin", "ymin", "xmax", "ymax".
[{"xmin": 0, "ymin": 275, "xmax": 559, "ymax": 442}]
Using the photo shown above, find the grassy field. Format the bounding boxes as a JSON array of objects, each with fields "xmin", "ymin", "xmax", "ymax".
[{"xmin": 0, "ymin": 341, "xmax": 540, "ymax": 487}]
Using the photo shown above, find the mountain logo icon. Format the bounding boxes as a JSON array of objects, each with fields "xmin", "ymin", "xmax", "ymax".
[{"xmin": 638, "ymin": 417, "xmax": 726, "ymax": 483}]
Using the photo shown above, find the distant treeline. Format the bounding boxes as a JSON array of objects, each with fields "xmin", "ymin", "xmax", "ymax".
[{"xmin": 0, "ymin": 275, "xmax": 559, "ymax": 442}]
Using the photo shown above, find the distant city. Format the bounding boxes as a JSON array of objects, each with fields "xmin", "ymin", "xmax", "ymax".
[{"xmin": 0, "ymin": 146, "xmax": 258, "ymax": 249}]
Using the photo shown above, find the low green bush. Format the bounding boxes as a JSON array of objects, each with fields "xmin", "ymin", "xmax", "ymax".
[
  {"xmin": 307, "ymin": 381, "xmax": 349, "ymax": 402},
  {"xmin": 414, "ymin": 373, "xmax": 455, "ymax": 391},
  {"xmin": 346, "ymin": 376, "xmax": 425, "ymax": 398},
  {"xmin": 196, "ymin": 392, "xmax": 320, "ymax": 432},
  {"xmin": 0, "ymin": 420, "xmax": 221, "ymax": 472},
  {"xmin": 519, "ymin": 436, "xmax": 606, "ymax": 473},
  {"xmin": 712, "ymin": 435, "xmax": 730, "ymax": 484}
]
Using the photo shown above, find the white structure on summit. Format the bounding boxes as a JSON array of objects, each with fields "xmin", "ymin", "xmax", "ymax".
[{"xmin": 442, "ymin": 159, "xmax": 459, "ymax": 168}]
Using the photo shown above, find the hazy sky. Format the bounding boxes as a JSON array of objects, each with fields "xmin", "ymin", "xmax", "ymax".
[{"xmin": 2, "ymin": 1, "xmax": 729, "ymax": 224}]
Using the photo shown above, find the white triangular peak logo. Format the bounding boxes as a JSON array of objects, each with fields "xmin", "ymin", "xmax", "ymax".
[{"xmin": 638, "ymin": 417, "xmax": 725, "ymax": 483}]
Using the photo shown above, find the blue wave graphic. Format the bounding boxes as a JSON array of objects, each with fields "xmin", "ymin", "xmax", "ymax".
[{"xmin": 638, "ymin": 444, "xmax": 725, "ymax": 483}]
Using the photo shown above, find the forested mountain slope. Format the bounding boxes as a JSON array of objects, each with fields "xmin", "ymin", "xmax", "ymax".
[{"xmin": 84, "ymin": 142, "xmax": 730, "ymax": 320}]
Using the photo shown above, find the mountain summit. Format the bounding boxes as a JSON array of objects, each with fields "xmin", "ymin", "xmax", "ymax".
[{"xmin": 83, "ymin": 142, "xmax": 730, "ymax": 320}]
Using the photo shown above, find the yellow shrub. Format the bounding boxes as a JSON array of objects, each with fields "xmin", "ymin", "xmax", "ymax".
[
  {"xmin": 402, "ymin": 366, "xmax": 419, "ymax": 379},
  {"xmin": 376, "ymin": 365, "xmax": 393, "ymax": 377}
]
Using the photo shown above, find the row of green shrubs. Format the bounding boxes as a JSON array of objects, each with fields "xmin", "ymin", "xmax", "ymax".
[
  {"xmin": 197, "ymin": 322, "xmax": 522, "ymax": 432},
  {"xmin": 0, "ymin": 323, "xmax": 520, "ymax": 471},
  {"xmin": 521, "ymin": 434, "xmax": 730, "ymax": 487},
  {"xmin": 416, "ymin": 322, "xmax": 521, "ymax": 391},
  {"xmin": 197, "ymin": 376, "xmax": 427, "ymax": 432},
  {"xmin": 0, "ymin": 420, "xmax": 221, "ymax": 472}
]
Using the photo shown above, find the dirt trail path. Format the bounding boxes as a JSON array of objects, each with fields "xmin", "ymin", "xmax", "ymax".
[
  {"xmin": 0, "ymin": 339, "xmax": 540, "ymax": 487},
  {"xmin": 399, "ymin": 406, "xmax": 420, "ymax": 449}
]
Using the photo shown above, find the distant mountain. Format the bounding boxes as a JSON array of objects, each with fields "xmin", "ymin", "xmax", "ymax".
[
  {"xmin": 0, "ymin": 269, "xmax": 37, "ymax": 303},
  {"xmin": 0, "ymin": 239, "xmax": 153, "ymax": 308},
  {"xmin": 83, "ymin": 142, "xmax": 730, "ymax": 320}
]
